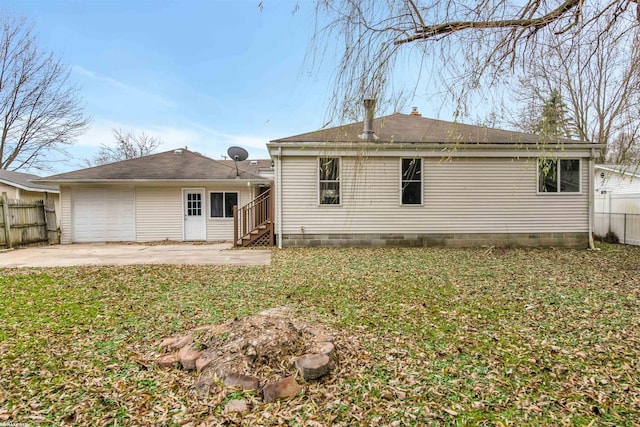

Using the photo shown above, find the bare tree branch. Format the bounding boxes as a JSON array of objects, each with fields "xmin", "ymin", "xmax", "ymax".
[
  {"xmin": 87, "ymin": 128, "xmax": 162, "ymax": 166},
  {"xmin": 0, "ymin": 12, "xmax": 89, "ymax": 171},
  {"xmin": 397, "ymin": 0, "xmax": 581, "ymax": 45},
  {"xmin": 312, "ymin": 1, "xmax": 640, "ymax": 126}
]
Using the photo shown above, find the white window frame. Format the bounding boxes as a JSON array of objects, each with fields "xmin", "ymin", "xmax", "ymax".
[
  {"xmin": 209, "ymin": 191, "xmax": 239, "ymax": 219},
  {"xmin": 318, "ymin": 157, "xmax": 341, "ymax": 206},
  {"xmin": 537, "ymin": 158, "xmax": 582, "ymax": 194},
  {"xmin": 400, "ymin": 158, "xmax": 423, "ymax": 206}
]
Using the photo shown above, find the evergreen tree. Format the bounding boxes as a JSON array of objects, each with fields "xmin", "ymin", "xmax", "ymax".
[{"xmin": 534, "ymin": 90, "xmax": 574, "ymax": 138}]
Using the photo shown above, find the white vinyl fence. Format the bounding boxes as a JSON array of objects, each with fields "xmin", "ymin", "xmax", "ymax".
[{"xmin": 594, "ymin": 192, "xmax": 640, "ymax": 245}]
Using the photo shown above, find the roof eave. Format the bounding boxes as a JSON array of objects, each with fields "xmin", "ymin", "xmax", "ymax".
[
  {"xmin": 0, "ymin": 179, "xmax": 59, "ymax": 193},
  {"xmin": 595, "ymin": 164, "xmax": 640, "ymax": 178},
  {"xmin": 36, "ymin": 178, "xmax": 272, "ymax": 185},
  {"xmin": 267, "ymin": 141, "xmax": 605, "ymax": 150}
]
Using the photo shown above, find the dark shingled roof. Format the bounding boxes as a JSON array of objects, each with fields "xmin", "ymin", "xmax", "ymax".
[
  {"xmin": 0, "ymin": 169, "xmax": 58, "ymax": 192},
  {"xmin": 39, "ymin": 149, "xmax": 271, "ymax": 182},
  {"xmin": 272, "ymin": 112, "xmax": 582, "ymax": 145}
]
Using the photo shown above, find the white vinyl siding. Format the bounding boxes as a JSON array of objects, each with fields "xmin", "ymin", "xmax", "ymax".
[
  {"xmin": 206, "ymin": 185, "xmax": 253, "ymax": 241},
  {"xmin": 60, "ymin": 184, "xmax": 257, "ymax": 244},
  {"xmin": 279, "ymin": 156, "xmax": 589, "ymax": 235},
  {"xmin": 595, "ymin": 168, "xmax": 640, "ymax": 194},
  {"xmin": 60, "ymin": 186, "xmax": 72, "ymax": 244},
  {"xmin": 135, "ymin": 186, "xmax": 183, "ymax": 242}
]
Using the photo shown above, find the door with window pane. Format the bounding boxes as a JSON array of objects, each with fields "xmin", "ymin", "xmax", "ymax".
[{"xmin": 183, "ymin": 189, "xmax": 206, "ymax": 240}]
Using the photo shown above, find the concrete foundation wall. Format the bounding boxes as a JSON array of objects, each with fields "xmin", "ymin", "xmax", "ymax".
[{"xmin": 281, "ymin": 232, "xmax": 589, "ymax": 249}]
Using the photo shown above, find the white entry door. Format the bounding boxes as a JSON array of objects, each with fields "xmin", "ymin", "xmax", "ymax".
[{"xmin": 183, "ymin": 189, "xmax": 206, "ymax": 241}]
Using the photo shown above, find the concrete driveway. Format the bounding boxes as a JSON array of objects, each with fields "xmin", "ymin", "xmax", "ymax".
[{"xmin": 0, "ymin": 243, "xmax": 271, "ymax": 268}]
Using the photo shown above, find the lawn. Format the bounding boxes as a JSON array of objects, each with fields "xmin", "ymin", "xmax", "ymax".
[{"xmin": 0, "ymin": 244, "xmax": 639, "ymax": 426}]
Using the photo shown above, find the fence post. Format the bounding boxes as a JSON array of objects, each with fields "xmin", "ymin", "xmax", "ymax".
[
  {"xmin": 624, "ymin": 213, "xmax": 627, "ymax": 245},
  {"xmin": 1, "ymin": 192, "xmax": 11, "ymax": 249}
]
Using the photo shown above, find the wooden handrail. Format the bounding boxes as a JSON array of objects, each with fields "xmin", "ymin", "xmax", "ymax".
[{"xmin": 233, "ymin": 188, "xmax": 272, "ymax": 246}]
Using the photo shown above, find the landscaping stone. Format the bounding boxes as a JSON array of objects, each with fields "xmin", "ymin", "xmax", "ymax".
[
  {"xmin": 192, "ymin": 324, "xmax": 213, "ymax": 332},
  {"xmin": 178, "ymin": 344, "xmax": 202, "ymax": 370},
  {"xmin": 262, "ymin": 376, "xmax": 302, "ymax": 403},
  {"xmin": 156, "ymin": 353, "xmax": 179, "ymax": 368},
  {"xmin": 223, "ymin": 399, "xmax": 248, "ymax": 414},
  {"xmin": 195, "ymin": 352, "xmax": 213, "ymax": 372},
  {"xmin": 295, "ymin": 353, "xmax": 330, "ymax": 380},
  {"xmin": 159, "ymin": 337, "xmax": 177, "ymax": 350},
  {"xmin": 192, "ymin": 377, "xmax": 213, "ymax": 398},
  {"xmin": 169, "ymin": 334, "xmax": 193, "ymax": 351},
  {"xmin": 155, "ymin": 308, "xmax": 341, "ymax": 407},
  {"xmin": 223, "ymin": 373, "xmax": 259, "ymax": 391},
  {"xmin": 316, "ymin": 341, "xmax": 335, "ymax": 360}
]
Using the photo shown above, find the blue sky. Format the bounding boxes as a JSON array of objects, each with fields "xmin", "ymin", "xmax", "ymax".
[
  {"xmin": 2, "ymin": 0, "xmax": 338, "ymax": 172},
  {"xmin": 2, "ymin": 0, "xmax": 459, "ymax": 173}
]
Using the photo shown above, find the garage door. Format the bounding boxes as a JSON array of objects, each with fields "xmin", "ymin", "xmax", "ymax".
[{"xmin": 72, "ymin": 188, "xmax": 135, "ymax": 242}]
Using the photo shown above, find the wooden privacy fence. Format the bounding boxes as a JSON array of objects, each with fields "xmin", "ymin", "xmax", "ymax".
[{"xmin": 0, "ymin": 192, "xmax": 59, "ymax": 248}]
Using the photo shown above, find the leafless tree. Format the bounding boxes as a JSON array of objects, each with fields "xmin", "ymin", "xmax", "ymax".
[
  {"xmin": 311, "ymin": 1, "xmax": 640, "ymax": 123},
  {"xmin": 0, "ymin": 13, "xmax": 89, "ymax": 171},
  {"xmin": 503, "ymin": 16, "xmax": 640, "ymax": 162},
  {"xmin": 88, "ymin": 128, "xmax": 161, "ymax": 166}
]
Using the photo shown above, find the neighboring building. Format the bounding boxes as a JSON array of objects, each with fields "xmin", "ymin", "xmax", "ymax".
[
  {"xmin": 595, "ymin": 164, "xmax": 640, "ymax": 194},
  {"xmin": 267, "ymin": 103, "xmax": 603, "ymax": 249},
  {"xmin": 38, "ymin": 149, "xmax": 272, "ymax": 244},
  {"xmin": 593, "ymin": 164, "xmax": 640, "ymax": 245},
  {"xmin": 0, "ymin": 169, "xmax": 60, "ymax": 226}
]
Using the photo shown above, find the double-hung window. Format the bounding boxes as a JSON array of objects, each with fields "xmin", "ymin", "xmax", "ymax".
[
  {"xmin": 319, "ymin": 157, "xmax": 340, "ymax": 205},
  {"xmin": 538, "ymin": 159, "xmax": 580, "ymax": 193},
  {"xmin": 401, "ymin": 158, "xmax": 422, "ymax": 205},
  {"xmin": 210, "ymin": 192, "xmax": 238, "ymax": 218}
]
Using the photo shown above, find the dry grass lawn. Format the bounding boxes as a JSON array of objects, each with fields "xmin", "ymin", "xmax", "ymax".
[{"xmin": 0, "ymin": 244, "xmax": 639, "ymax": 426}]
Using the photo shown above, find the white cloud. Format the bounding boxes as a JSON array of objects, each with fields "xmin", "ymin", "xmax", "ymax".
[
  {"xmin": 72, "ymin": 65, "xmax": 175, "ymax": 109},
  {"xmin": 75, "ymin": 120, "xmax": 270, "ymax": 161},
  {"xmin": 187, "ymin": 122, "xmax": 270, "ymax": 149}
]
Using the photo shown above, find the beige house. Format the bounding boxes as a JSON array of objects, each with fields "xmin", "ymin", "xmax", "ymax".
[
  {"xmin": 38, "ymin": 149, "xmax": 272, "ymax": 244},
  {"xmin": 268, "ymin": 104, "xmax": 603, "ymax": 248},
  {"xmin": 38, "ymin": 103, "xmax": 603, "ymax": 249}
]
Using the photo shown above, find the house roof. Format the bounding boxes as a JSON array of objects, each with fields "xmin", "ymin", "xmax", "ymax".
[
  {"xmin": 38, "ymin": 149, "xmax": 272, "ymax": 183},
  {"xmin": 0, "ymin": 169, "xmax": 59, "ymax": 193},
  {"xmin": 596, "ymin": 164, "xmax": 640, "ymax": 178},
  {"xmin": 271, "ymin": 112, "xmax": 587, "ymax": 145}
]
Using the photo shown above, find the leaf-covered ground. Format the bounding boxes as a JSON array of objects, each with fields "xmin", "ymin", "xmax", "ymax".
[{"xmin": 1, "ymin": 244, "xmax": 639, "ymax": 426}]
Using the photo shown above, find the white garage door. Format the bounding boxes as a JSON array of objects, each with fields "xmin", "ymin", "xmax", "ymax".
[{"xmin": 72, "ymin": 188, "xmax": 135, "ymax": 242}]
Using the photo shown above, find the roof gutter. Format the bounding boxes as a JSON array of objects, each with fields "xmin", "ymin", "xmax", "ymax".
[
  {"xmin": 267, "ymin": 141, "xmax": 606, "ymax": 150},
  {"xmin": 35, "ymin": 178, "xmax": 272, "ymax": 185}
]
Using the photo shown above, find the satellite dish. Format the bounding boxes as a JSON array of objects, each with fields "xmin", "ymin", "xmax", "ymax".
[
  {"xmin": 227, "ymin": 146, "xmax": 249, "ymax": 177},
  {"xmin": 227, "ymin": 146, "xmax": 248, "ymax": 162}
]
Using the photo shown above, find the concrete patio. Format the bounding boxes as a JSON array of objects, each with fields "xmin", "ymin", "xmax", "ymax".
[{"xmin": 0, "ymin": 243, "xmax": 271, "ymax": 268}]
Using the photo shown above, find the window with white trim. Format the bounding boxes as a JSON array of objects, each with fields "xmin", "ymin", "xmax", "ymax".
[
  {"xmin": 210, "ymin": 192, "xmax": 238, "ymax": 218},
  {"xmin": 538, "ymin": 159, "xmax": 580, "ymax": 193},
  {"xmin": 401, "ymin": 158, "xmax": 422, "ymax": 204},
  {"xmin": 319, "ymin": 157, "xmax": 340, "ymax": 205}
]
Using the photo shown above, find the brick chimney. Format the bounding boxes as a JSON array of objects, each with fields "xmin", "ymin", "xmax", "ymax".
[{"xmin": 410, "ymin": 107, "xmax": 422, "ymax": 117}]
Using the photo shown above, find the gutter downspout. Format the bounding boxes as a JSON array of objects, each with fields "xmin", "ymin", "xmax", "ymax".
[
  {"xmin": 276, "ymin": 146, "xmax": 283, "ymax": 249},
  {"xmin": 588, "ymin": 148, "xmax": 595, "ymax": 249}
]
